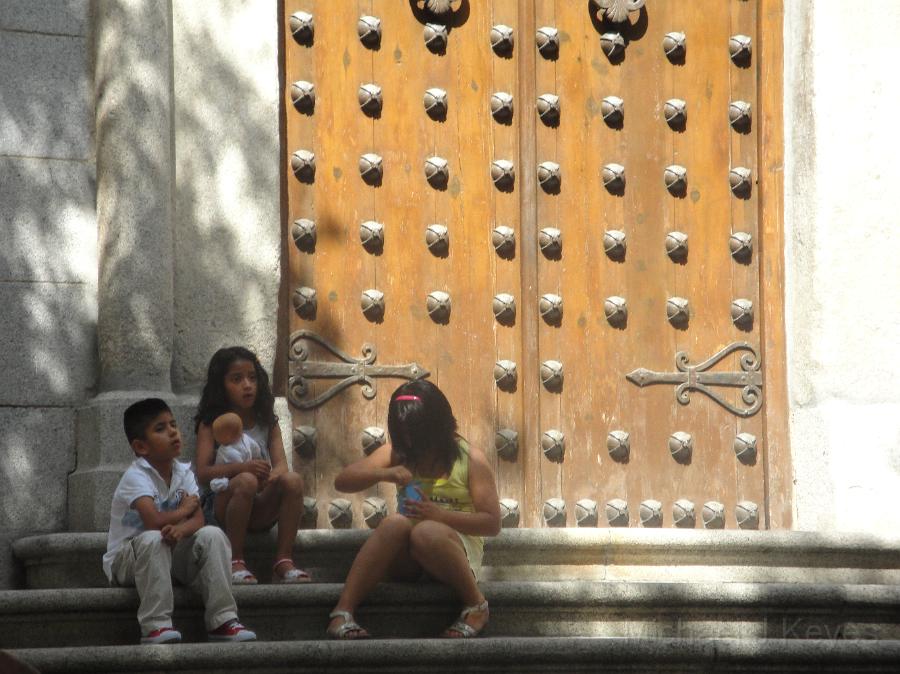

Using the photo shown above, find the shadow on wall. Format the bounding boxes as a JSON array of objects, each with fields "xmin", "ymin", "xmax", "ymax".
[
  {"xmin": 170, "ymin": 4, "xmax": 283, "ymax": 394},
  {"xmin": 0, "ymin": 9, "xmax": 96, "ymax": 539}
]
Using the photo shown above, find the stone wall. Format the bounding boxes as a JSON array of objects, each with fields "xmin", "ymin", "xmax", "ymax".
[
  {"xmin": 784, "ymin": 0, "xmax": 900, "ymax": 531},
  {"xmin": 0, "ymin": 0, "xmax": 95, "ymax": 586}
]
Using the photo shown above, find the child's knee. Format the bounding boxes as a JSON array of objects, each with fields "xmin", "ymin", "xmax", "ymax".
[
  {"xmin": 378, "ymin": 513, "xmax": 415, "ymax": 538},
  {"xmin": 408, "ymin": 520, "xmax": 449, "ymax": 552},
  {"xmin": 133, "ymin": 529, "xmax": 165, "ymax": 547},
  {"xmin": 229, "ymin": 472, "xmax": 259, "ymax": 495},
  {"xmin": 131, "ymin": 530, "xmax": 166, "ymax": 558},
  {"xmin": 195, "ymin": 525, "xmax": 228, "ymax": 548},
  {"xmin": 278, "ymin": 470, "xmax": 304, "ymax": 494}
]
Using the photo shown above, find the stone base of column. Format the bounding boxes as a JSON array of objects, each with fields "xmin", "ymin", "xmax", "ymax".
[{"xmin": 67, "ymin": 391, "xmax": 199, "ymax": 532}]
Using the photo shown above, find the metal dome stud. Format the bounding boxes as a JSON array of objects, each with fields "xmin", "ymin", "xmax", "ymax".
[
  {"xmin": 363, "ymin": 496, "xmax": 387, "ymax": 528},
  {"xmin": 605, "ymin": 498, "xmax": 629, "ymax": 527},
  {"xmin": 292, "ymin": 426, "xmax": 317, "ymax": 457},
  {"xmin": 702, "ymin": 501, "xmax": 726, "ymax": 529},
  {"xmin": 536, "ymin": 26, "xmax": 559, "ymax": 58},
  {"xmin": 289, "ymin": 11, "xmax": 314, "ymax": 45},
  {"xmin": 494, "ymin": 360, "xmax": 518, "ymax": 391},
  {"xmin": 357, "ymin": 15, "xmax": 382, "ymax": 48},
  {"xmin": 292, "ymin": 286, "xmax": 317, "ymax": 320},
  {"xmin": 500, "ymin": 498, "xmax": 520, "ymax": 527},
  {"xmin": 542, "ymin": 497, "xmax": 566, "ymax": 527},
  {"xmin": 290, "ymin": 80, "xmax": 315, "ymax": 113},
  {"xmin": 603, "ymin": 230, "xmax": 627, "ymax": 260},
  {"xmin": 639, "ymin": 499, "xmax": 663, "ymax": 527},
  {"xmin": 358, "ymin": 83, "xmax": 383, "ymax": 116},
  {"xmin": 328, "ymin": 498, "xmax": 353, "ymax": 529},
  {"xmin": 495, "ymin": 429, "xmax": 519, "ymax": 460},
  {"xmin": 359, "ymin": 220, "xmax": 384, "ymax": 253},
  {"xmin": 541, "ymin": 429, "xmax": 565, "ymax": 462},
  {"xmin": 360, "ymin": 426, "xmax": 386, "ymax": 455},
  {"xmin": 292, "ymin": 218, "xmax": 316, "ymax": 253},
  {"xmin": 425, "ymin": 224, "xmax": 449, "ymax": 256},
  {"xmin": 673, "ymin": 499, "xmax": 696, "ymax": 528},
  {"xmin": 575, "ymin": 499, "xmax": 599, "ymax": 527},
  {"xmin": 668, "ymin": 431, "xmax": 693, "ymax": 464},
  {"xmin": 291, "ymin": 150, "xmax": 316, "ymax": 183},
  {"xmin": 426, "ymin": 290, "xmax": 451, "ymax": 323},
  {"xmin": 607, "ymin": 430, "xmax": 630, "ymax": 462},
  {"xmin": 492, "ymin": 293, "xmax": 517, "ymax": 325}
]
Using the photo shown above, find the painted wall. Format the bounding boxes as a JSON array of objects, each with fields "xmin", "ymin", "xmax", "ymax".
[{"xmin": 784, "ymin": 0, "xmax": 900, "ymax": 531}]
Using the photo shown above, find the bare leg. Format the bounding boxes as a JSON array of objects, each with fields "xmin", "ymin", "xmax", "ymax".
[
  {"xmin": 249, "ymin": 471, "xmax": 306, "ymax": 573},
  {"xmin": 409, "ymin": 520, "xmax": 488, "ymax": 636},
  {"xmin": 328, "ymin": 514, "xmax": 420, "ymax": 637},
  {"xmin": 214, "ymin": 472, "xmax": 259, "ymax": 568}
]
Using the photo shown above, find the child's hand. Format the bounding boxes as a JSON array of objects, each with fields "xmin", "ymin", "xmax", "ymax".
[
  {"xmin": 384, "ymin": 465, "xmax": 413, "ymax": 486},
  {"xmin": 246, "ymin": 459, "xmax": 271, "ymax": 482},
  {"xmin": 179, "ymin": 494, "xmax": 200, "ymax": 516},
  {"xmin": 402, "ymin": 489, "xmax": 444, "ymax": 522},
  {"xmin": 161, "ymin": 523, "xmax": 186, "ymax": 546}
]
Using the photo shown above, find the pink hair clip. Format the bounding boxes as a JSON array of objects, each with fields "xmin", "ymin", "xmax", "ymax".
[{"xmin": 394, "ymin": 395, "xmax": 422, "ymax": 402}]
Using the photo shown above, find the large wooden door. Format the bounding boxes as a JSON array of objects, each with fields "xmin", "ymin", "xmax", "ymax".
[{"xmin": 283, "ymin": 0, "xmax": 789, "ymax": 530}]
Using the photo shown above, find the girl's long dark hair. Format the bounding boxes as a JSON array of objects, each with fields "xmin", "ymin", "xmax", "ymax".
[
  {"xmin": 387, "ymin": 379, "xmax": 460, "ymax": 476},
  {"xmin": 194, "ymin": 346, "xmax": 277, "ymax": 432}
]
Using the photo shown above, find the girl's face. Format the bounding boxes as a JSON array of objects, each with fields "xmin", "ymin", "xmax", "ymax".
[{"xmin": 224, "ymin": 359, "xmax": 258, "ymax": 412}]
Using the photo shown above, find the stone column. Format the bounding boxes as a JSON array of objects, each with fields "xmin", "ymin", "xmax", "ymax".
[{"xmin": 68, "ymin": 0, "xmax": 185, "ymax": 530}]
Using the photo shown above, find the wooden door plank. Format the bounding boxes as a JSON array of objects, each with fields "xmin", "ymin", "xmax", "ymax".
[
  {"xmin": 304, "ymin": 1, "xmax": 379, "ymax": 529},
  {"xmin": 284, "ymin": 0, "xmax": 319, "ymax": 522},
  {"xmin": 370, "ymin": 0, "xmax": 435, "ymax": 519},
  {"xmin": 554, "ymin": 0, "xmax": 601, "ymax": 527},
  {"xmin": 515, "ymin": 0, "xmax": 542, "ymax": 527},
  {"xmin": 487, "ymin": 0, "xmax": 527, "ymax": 524},
  {"xmin": 757, "ymin": 0, "xmax": 791, "ymax": 528},
  {"xmin": 669, "ymin": 0, "xmax": 739, "ymax": 527},
  {"xmin": 617, "ymin": 2, "xmax": 676, "ymax": 527},
  {"xmin": 534, "ymin": 0, "xmax": 562, "ymax": 526},
  {"xmin": 729, "ymin": 0, "xmax": 766, "ymax": 527}
]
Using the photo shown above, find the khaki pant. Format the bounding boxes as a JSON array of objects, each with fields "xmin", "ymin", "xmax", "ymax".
[{"xmin": 111, "ymin": 525, "xmax": 237, "ymax": 634}]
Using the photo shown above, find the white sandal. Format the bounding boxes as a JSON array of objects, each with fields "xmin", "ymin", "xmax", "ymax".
[
  {"xmin": 443, "ymin": 600, "xmax": 489, "ymax": 638},
  {"xmin": 272, "ymin": 558, "xmax": 311, "ymax": 584},
  {"xmin": 230, "ymin": 559, "xmax": 258, "ymax": 585},
  {"xmin": 327, "ymin": 610, "xmax": 370, "ymax": 640}
]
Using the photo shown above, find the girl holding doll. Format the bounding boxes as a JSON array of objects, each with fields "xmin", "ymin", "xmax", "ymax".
[{"xmin": 194, "ymin": 346, "xmax": 309, "ymax": 584}]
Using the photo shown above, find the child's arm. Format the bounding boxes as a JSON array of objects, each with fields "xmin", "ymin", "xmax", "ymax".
[
  {"xmin": 402, "ymin": 446, "xmax": 502, "ymax": 537},
  {"xmin": 334, "ymin": 443, "xmax": 413, "ymax": 493},
  {"xmin": 264, "ymin": 424, "xmax": 288, "ymax": 484},
  {"xmin": 196, "ymin": 422, "xmax": 269, "ymax": 485},
  {"xmin": 132, "ymin": 493, "xmax": 200, "ymax": 531},
  {"xmin": 161, "ymin": 505, "xmax": 204, "ymax": 546}
]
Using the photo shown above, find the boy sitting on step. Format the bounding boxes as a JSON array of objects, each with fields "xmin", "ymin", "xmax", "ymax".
[{"xmin": 103, "ymin": 398, "xmax": 257, "ymax": 644}]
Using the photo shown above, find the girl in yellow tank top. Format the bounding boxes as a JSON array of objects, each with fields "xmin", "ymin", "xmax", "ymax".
[{"xmin": 327, "ymin": 380, "xmax": 501, "ymax": 640}]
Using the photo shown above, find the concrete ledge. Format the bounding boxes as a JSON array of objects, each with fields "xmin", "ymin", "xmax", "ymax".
[
  {"xmin": 9, "ymin": 637, "xmax": 900, "ymax": 673},
  {"xmin": 2, "ymin": 581, "xmax": 900, "ymax": 647},
  {"xmin": 14, "ymin": 529, "xmax": 900, "ymax": 589}
]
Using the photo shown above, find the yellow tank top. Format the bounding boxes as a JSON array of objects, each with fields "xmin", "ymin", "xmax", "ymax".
[
  {"xmin": 414, "ymin": 439, "xmax": 475, "ymax": 514},
  {"xmin": 408, "ymin": 439, "xmax": 483, "ymax": 558}
]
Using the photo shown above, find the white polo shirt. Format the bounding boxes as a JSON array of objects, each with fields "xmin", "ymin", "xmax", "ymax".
[{"xmin": 102, "ymin": 457, "xmax": 199, "ymax": 581}]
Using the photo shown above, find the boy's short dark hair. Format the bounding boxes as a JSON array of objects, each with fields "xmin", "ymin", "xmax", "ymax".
[{"xmin": 124, "ymin": 398, "xmax": 172, "ymax": 443}]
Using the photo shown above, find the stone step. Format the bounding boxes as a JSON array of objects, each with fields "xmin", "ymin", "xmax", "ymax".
[
  {"xmin": 8, "ymin": 637, "xmax": 900, "ymax": 673},
  {"xmin": 14, "ymin": 529, "xmax": 900, "ymax": 589},
  {"xmin": 3, "ymin": 581, "xmax": 900, "ymax": 649}
]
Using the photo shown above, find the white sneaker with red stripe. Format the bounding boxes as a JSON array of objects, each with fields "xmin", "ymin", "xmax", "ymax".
[
  {"xmin": 141, "ymin": 626, "xmax": 182, "ymax": 644},
  {"xmin": 208, "ymin": 619, "xmax": 257, "ymax": 642}
]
